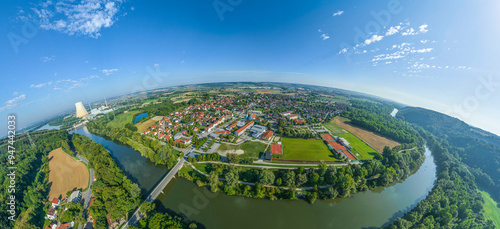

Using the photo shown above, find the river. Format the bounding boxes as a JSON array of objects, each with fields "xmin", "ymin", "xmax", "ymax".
[{"xmin": 72, "ymin": 126, "xmax": 436, "ymax": 229}]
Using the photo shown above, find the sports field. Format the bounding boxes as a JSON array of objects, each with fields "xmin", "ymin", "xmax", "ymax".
[
  {"xmin": 334, "ymin": 117, "xmax": 400, "ymax": 153},
  {"xmin": 279, "ymin": 137, "xmax": 339, "ymax": 161},
  {"xmin": 48, "ymin": 148, "xmax": 89, "ymax": 200},
  {"xmin": 480, "ymin": 190, "xmax": 500, "ymax": 228},
  {"xmin": 323, "ymin": 120, "xmax": 379, "ymax": 160}
]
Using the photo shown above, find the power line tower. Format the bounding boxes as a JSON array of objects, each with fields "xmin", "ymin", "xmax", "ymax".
[{"xmin": 26, "ymin": 132, "xmax": 36, "ymax": 147}]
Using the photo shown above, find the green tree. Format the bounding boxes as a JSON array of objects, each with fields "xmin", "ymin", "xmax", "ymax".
[{"xmin": 258, "ymin": 170, "xmax": 275, "ymax": 185}]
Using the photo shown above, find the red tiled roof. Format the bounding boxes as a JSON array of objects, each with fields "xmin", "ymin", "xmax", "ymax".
[
  {"xmin": 321, "ymin": 134, "xmax": 335, "ymax": 142},
  {"xmin": 235, "ymin": 121, "xmax": 254, "ymax": 133},
  {"xmin": 262, "ymin": 130, "xmax": 274, "ymax": 139},
  {"xmin": 229, "ymin": 122, "xmax": 238, "ymax": 128},
  {"xmin": 270, "ymin": 144, "xmax": 283, "ymax": 155},
  {"xmin": 51, "ymin": 198, "xmax": 59, "ymax": 204}
]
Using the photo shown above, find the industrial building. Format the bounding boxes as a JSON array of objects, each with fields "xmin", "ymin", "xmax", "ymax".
[{"xmin": 75, "ymin": 102, "xmax": 88, "ymax": 118}]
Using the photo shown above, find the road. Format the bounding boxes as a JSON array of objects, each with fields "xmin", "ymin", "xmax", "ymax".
[
  {"xmin": 123, "ymin": 156, "xmax": 186, "ymax": 228},
  {"xmin": 75, "ymin": 153, "xmax": 93, "ymax": 229}
]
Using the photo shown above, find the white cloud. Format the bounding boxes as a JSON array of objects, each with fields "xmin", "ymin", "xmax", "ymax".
[
  {"xmin": 385, "ymin": 26, "xmax": 401, "ymax": 36},
  {"xmin": 402, "ymin": 28, "xmax": 416, "ymax": 36},
  {"xmin": 40, "ymin": 55, "xmax": 55, "ymax": 62},
  {"xmin": 0, "ymin": 94, "xmax": 26, "ymax": 112},
  {"xmin": 30, "ymin": 81, "xmax": 53, "ymax": 88},
  {"xmin": 332, "ymin": 11, "xmax": 344, "ymax": 17},
  {"xmin": 419, "ymin": 24, "xmax": 428, "ymax": 33},
  {"xmin": 101, "ymin": 68, "xmax": 118, "ymax": 75},
  {"xmin": 321, "ymin": 34, "xmax": 330, "ymax": 40},
  {"xmin": 31, "ymin": 0, "xmax": 124, "ymax": 38},
  {"xmin": 364, "ymin": 35, "xmax": 384, "ymax": 45},
  {"xmin": 154, "ymin": 63, "xmax": 160, "ymax": 67}
]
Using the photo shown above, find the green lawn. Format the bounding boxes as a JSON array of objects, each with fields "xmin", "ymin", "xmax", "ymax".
[
  {"xmin": 277, "ymin": 137, "xmax": 340, "ymax": 162},
  {"xmin": 337, "ymin": 133, "xmax": 378, "ymax": 160},
  {"xmin": 107, "ymin": 111, "xmax": 140, "ymax": 128},
  {"xmin": 480, "ymin": 190, "xmax": 500, "ymax": 228},
  {"xmin": 217, "ymin": 141, "xmax": 267, "ymax": 159},
  {"xmin": 323, "ymin": 121, "xmax": 378, "ymax": 160},
  {"xmin": 143, "ymin": 99, "xmax": 158, "ymax": 104},
  {"xmin": 323, "ymin": 123, "xmax": 346, "ymax": 134}
]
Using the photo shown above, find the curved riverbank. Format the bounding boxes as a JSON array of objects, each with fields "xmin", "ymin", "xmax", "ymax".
[{"xmin": 72, "ymin": 126, "xmax": 437, "ymax": 229}]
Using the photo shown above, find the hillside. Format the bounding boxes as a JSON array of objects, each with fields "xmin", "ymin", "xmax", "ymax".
[{"xmin": 398, "ymin": 107, "xmax": 500, "ymax": 202}]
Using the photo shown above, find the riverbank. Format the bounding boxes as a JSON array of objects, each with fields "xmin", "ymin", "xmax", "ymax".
[{"xmin": 178, "ymin": 146, "xmax": 427, "ymax": 204}]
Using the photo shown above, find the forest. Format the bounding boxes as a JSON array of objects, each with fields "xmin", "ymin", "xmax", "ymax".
[
  {"xmin": 341, "ymin": 100, "xmax": 422, "ymax": 144},
  {"xmin": 398, "ymin": 107, "xmax": 500, "ymax": 204},
  {"xmin": 72, "ymin": 134, "xmax": 142, "ymax": 228},
  {"xmin": 386, "ymin": 127, "xmax": 495, "ymax": 228},
  {"xmin": 0, "ymin": 130, "xmax": 70, "ymax": 228}
]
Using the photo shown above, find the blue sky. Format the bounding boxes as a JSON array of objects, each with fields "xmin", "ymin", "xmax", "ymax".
[{"xmin": 1, "ymin": 0, "xmax": 500, "ymax": 135}]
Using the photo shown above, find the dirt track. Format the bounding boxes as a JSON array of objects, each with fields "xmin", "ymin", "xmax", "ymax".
[
  {"xmin": 48, "ymin": 148, "xmax": 89, "ymax": 200},
  {"xmin": 334, "ymin": 118, "xmax": 400, "ymax": 153}
]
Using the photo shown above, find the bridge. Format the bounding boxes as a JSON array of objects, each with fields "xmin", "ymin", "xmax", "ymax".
[{"xmin": 122, "ymin": 156, "xmax": 186, "ymax": 228}]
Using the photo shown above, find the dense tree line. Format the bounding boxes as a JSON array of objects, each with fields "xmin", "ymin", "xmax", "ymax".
[
  {"xmin": 0, "ymin": 130, "xmax": 70, "ymax": 228},
  {"xmin": 398, "ymin": 107, "xmax": 500, "ymax": 203},
  {"xmin": 129, "ymin": 203, "xmax": 198, "ymax": 229},
  {"xmin": 86, "ymin": 121, "xmax": 179, "ymax": 169},
  {"xmin": 183, "ymin": 146, "xmax": 426, "ymax": 203},
  {"xmin": 47, "ymin": 115, "xmax": 80, "ymax": 129},
  {"xmin": 72, "ymin": 134, "xmax": 142, "ymax": 227},
  {"xmin": 341, "ymin": 100, "xmax": 422, "ymax": 144},
  {"xmin": 386, "ymin": 128, "xmax": 495, "ymax": 228}
]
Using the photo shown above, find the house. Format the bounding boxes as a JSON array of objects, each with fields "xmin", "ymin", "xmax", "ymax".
[
  {"xmin": 280, "ymin": 111, "xmax": 291, "ymax": 117},
  {"xmin": 57, "ymin": 222, "xmax": 74, "ymax": 229},
  {"xmin": 264, "ymin": 151, "xmax": 273, "ymax": 161},
  {"xmin": 287, "ymin": 114, "xmax": 299, "ymax": 120},
  {"xmin": 46, "ymin": 208, "xmax": 57, "ymax": 220},
  {"xmin": 262, "ymin": 130, "xmax": 274, "ymax": 140},
  {"xmin": 51, "ymin": 198, "xmax": 60, "ymax": 208},
  {"xmin": 234, "ymin": 121, "xmax": 254, "ymax": 136},
  {"xmin": 45, "ymin": 223, "xmax": 57, "ymax": 229},
  {"xmin": 67, "ymin": 190, "xmax": 81, "ymax": 204},
  {"xmin": 248, "ymin": 125, "xmax": 267, "ymax": 138}
]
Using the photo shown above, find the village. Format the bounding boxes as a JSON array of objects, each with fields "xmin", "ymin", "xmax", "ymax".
[{"xmin": 139, "ymin": 92, "xmax": 360, "ymax": 163}]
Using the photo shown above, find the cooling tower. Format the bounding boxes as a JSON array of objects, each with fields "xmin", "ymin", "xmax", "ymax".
[{"xmin": 75, "ymin": 102, "xmax": 89, "ymax": 118}]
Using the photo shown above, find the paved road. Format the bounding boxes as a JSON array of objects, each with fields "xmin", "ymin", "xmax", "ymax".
[
  {"xmin": 123, "ymin": 156, "xmax": 186, "ymax": 228},
  {"xmin": 76, "ymin": 154, "xmax": 89, "ymax": 164},
  {"xmin": 253, "ymin": 159, "xmax": 361, "ymax": 167},
  {"xmin": 82, "ymin": 168, "xmax": 94, "ymax": 209}
]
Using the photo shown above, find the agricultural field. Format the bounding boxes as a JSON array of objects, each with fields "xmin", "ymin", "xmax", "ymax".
[
  {"xmin": 334, "ymin": 117, "xmax": 400, "ymax": 153},
  {"xmin": 217, "ymin": 141, "xmax": 267, "ymax": 160},
  {"xmin": 276, "ymin": 137, "xmax": 339, "ymax": 162},
  {"xmin": 48, "ymin": 148, "xmax": 89, "ymax": 200},
  {"xmin": 106, "ymin": 111, "xmax": 140, "ymax": 128},
  {"xmin": 480, "ymin": 190, "xmax": 500, "ymax": 228},
  {"xmin": 135, "ymin": 116, "xmax": 163, "ymax": 133}
]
